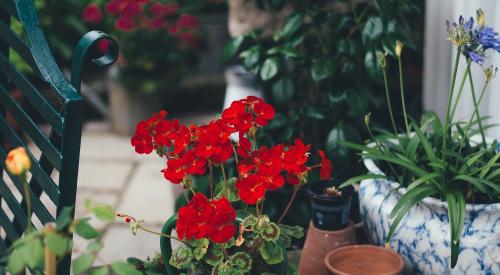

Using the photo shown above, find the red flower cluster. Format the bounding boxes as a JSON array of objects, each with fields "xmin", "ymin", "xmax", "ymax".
[
  {"xmin": 131, "ymin": 97, "xmax": 333, "ymax": 204},
  {"xmin": 177, "ymin": 193, "xmax": 236, "ymax": 243},
  {"xmin": 82, "ymin": 4, "xmax": 103, "ymax": 24},
  {"xmin": 82, "ymin": 0, "xmax": 200, "ymax": 47},
  {"xmin": 234, "ymin": 139, "xmax": 332, "ymax": 205}
]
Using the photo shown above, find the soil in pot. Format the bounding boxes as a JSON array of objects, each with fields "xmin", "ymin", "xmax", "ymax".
[
  {"xmin": 308, "ymin": 180, "xmax": 355, "ymax": 230},
  {"xmin": 325, "ymin": 245, "xmax": 404, "ymax": 275}
]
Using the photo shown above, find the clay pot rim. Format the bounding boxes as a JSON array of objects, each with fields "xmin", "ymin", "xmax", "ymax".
[
  {"xmin": 309, "ymin": 220, "xmax": 354, "ymax": 234},
  {"xmin": 324, "ymin": 245, "xmax": 404, "ymax": 275}
]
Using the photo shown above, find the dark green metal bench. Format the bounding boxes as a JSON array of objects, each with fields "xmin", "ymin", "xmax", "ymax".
[{"xmin": 0, "ymin": 0, "xmax": 118, "ymax": 273}]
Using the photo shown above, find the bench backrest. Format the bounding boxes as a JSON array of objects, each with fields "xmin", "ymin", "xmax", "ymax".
[{"xmin": 0, "ymin": 0, "xmax": 117, "ymax": 273}]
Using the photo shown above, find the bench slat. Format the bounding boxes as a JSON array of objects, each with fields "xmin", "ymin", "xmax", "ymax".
[
  {"xmin": 0, "ymin": 20, "xmax": 39, "ymax": 75},
  {"xmin": 0, "ymin": 177, "xmax": 28, "ymax": 233},
  {"xmin": 0, "ymin": 114, "xmax": 60, "ymax": 204},
  {"xmin": 0, "ymin": 210, "xmax": 19, "ymax": 242},
  {"xmin": 0, "ymin": 84, "xmax": 62, "ymax": 170},
  {"xmin": 0, "ymin": 54, "xmax": 64, "ymax": 135}
]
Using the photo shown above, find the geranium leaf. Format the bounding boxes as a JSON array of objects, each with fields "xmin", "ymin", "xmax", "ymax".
[
  {"xmin": 110, "ymin": 261, "xmax": 142, "ymax": 275},
  {"xmin": 259, "ymin": 241, "xmax": 284, "ymax": 265},
  {"xmin": 169, "ymin": 247, "xmax": 193, "ymax": 269},
  {"xmin": 228, "ymin": 252, "xmax": 252, "ymax": 273},
  {"xmin": 193, "ymin": 238, "xmax": 210, "ymax": 260},
  {"xmin": 260, "ymin": 222, "xmax": 280, "ymax": 241}
]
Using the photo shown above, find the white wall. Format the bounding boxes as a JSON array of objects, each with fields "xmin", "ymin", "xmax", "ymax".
[{"xmin": 423, "ymin": 0, "xmax": 500, "ymax": 138}]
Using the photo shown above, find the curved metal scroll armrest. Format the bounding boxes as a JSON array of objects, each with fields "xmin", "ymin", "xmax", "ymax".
[
  {"xmin": 160, "ymin": 214, "xmax": 181, "ymax": 275},
  {"xmin": 71, "ymin": 30, "xmax": 119, "ymax": 93}
]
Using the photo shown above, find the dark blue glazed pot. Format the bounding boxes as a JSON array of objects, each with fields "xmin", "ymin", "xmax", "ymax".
[{"xmin": 308, "ymin": 180, "xmax": 354, "ymax": 231}]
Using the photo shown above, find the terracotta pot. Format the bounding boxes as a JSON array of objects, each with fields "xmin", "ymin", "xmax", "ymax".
[
  {"xmin": 298, "ymin": 221, "xmax": 356, "ymax": 275},
  {"xmin": 325, "ymin": 245, "xmax": 404, "ymax": 275}
]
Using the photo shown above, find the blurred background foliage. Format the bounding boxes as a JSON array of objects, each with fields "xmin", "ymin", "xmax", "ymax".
[{"xmin": 224, "ymin": 0, "xmax": 425, "ymax": 228}]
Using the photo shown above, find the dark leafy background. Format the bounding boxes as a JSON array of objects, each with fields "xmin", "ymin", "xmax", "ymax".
[{"xmin": 223, "ymin": 0, "xmax": 425, "ymax": 228}]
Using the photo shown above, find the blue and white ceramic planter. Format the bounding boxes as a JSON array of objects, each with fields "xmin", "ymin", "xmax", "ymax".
[{"xmin": 359, "ymin": 158, "xmax": 500, "ymax": 275}]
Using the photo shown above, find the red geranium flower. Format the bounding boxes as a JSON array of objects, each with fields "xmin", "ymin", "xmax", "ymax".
[
  {"xmin": 235, "ymin": 174, "xmax": 268, "ymax": 205},
  {"xmin": 82, "ymin": 4, "xmax": 103, "ymax": 24},
  {"xmin": 176, "ymin": 193, "xmax": 236, "ymax": 243},
  {"xmin": 131, "ymin": 133, "xmax": 153, "ymax": 154},
  {"xmin": 176, "ymin": 14, "xmax": 199, "ymax": 29},
  {"xmin": 318, "ymin": 150, "xmax": 332, "ymax": 180},
  {"xmin": 116, "ymin": 16, "xmax": 136, "ymax": 31}
]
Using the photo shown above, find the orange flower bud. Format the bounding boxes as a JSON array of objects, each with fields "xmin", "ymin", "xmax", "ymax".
[{"xmin": 5, "ymin": 147, "xmax": 31, "ymax": 176}]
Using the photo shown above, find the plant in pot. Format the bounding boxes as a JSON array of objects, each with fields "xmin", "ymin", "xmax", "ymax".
[
  {"xmin": 341, "ymin": 10, "xmax": 500, "ymax": 274},
  {"xmin": 81, "ymin": 0, "xmax": 205, "ymax": 135},
  {"xmin": 222, "ymin": 0, "xmax": 424, "ymax": 229},
  {"xmin": 299, "ymin": 180, "xmax": 356, "ymax": 275},
  {"xmin": 124, "ymin": 96, "xmax": 333, "ymax": 274}
]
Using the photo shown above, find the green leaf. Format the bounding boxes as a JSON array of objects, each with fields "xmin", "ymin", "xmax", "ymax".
[
  {"xmin": 406, "ymin": 173, "xmax": 440, "ymax": 191},
  {"xmin": 412, "ymin": 121, "xmax": 439, "ymax": 164},
  {"xmin": 260, "ymin": 58, "xmax": 280, "ymax": 81},
  {"xmin": 259, "ymin": 241, "xmax": 284, "ymax": 265},
  {"xmin": 87, "ymin": 241, "xmax": 104, "ymax": 253},
  {"xmin": 272, "ymin": 77, "xmax": 294, "ymax": 105},
  {"xmin": 480, "ymin": 152, "xmax": 500, "ymax": 178},
  {"xmin": 281, "ymin": 46, "xmax": 302, "ymax": 58},
  {"xmin": 90, "ymin": 266, "xmax": 109, "ymax": 275},
  {"xmin": 214, "ymin": 177, "xmax": 239, "ymax": 202},
  {"xmin": 260, "ymin": 222, "xmax": 281, "ymax": 241},
  {"xmin": 452, "ymin": 175, "xmax": 487, "ymax": 193},
  {"xmin": 46, "ymin": 232, "xmax": 71, "ymax": 256},
  {"xmin": 364, "ymin": 51, "xmax": 383, "ymax": 82},
  {"xmin": 111, "ymin": 261, "xmax": 142, "ymax": 275},
  {"xmin": 7, "ymin": 250, "xmax": 25, "ymax": 274},
  {"xmin": 193, "ymin": 238, "xmax": 210, "ymax": 260},
  {"xmin": 240, "ymin": 45, "xmax": 262, "ymax": 69},
  {"xmin": 386, "ymin": 185, "xmax": 439, "ymax": 243},
  {"xmin": 56, "ymin": 206, "xmax": 74, "ymax": 230},
  {"xmin": 221, "ymin": 36, "xmax": 245, "ymax": 64},
  {"xmin": 446, "ymin": 192, "xmax": 465, "ymax": 268},
  {"xmin": 274, "ymin": 13, "xmax": 303, "ymax": 41},
  {"xmin": 72, "ymin": 253, "xmax": 95, "ymax": 274},
  {"xmin": 91, "ymin": 204, "xmax": 116, "ymax": 222},
  {"xmin": 311, "ymin": 59, "xmax": 334, "ymax": 82},
  {"xmin": 169, "ymin": 247, "xmax": 193, "ymax": 269},
  {"xmin": 23, "ymin": 238, "xmax": 44, "ymax": 269},
  {"xmin": 228, "ymin": 252, "xmax": 252, "ymax": 273},
  {"xmin": 340, "ymin": 174, "xmax": 387, "ymax": 188},
  {"xmin": 204, "ymin": 244, "xmax": 224, "ymax": 266},
  {"xmin": 75, "ymin": 219, "xmax": 101, "ymax": 239},
  {"xmin": 362, "ymin": 16, "xmax": 384, "ymax": 44}
]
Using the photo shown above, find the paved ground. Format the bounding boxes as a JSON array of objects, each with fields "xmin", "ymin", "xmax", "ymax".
[{"xmin": 73, "ymin": 113, "xmax": 217, "ymax": 265}]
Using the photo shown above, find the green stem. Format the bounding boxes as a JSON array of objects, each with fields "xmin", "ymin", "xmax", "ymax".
[
  {"xmin": 138, "ymin": 224, "xmax": 189, "ymax": 245},
  {"xmin": 449, "ymin": 63, "xmax": 470, "ymax": 121},
  {"xmin": 209, "ymin": 163, "xmax": 214, "ymax": 199},
  {"xmin": 466, "ymin": 65, "xmax": 487, "ymax": 147},
  {"xmin": 442, "ymin": 48, "xmax": 462, "ymax": 159},
  {"xmin": 397, "ymin": 55, "xmax": 410, "ymax": 136},
  {"xmin": 382, "ymin": 68, "xmax": 397, "ymax": 135},
  {"xmin": 277, "ymin": 186, "xmax": 299, "ymax": 224},
  {"xmin": 458, "ymin": 79, "xmax": 490, "ymax": 155},
  {"xmin": 21, "ymin": 174, "xmax": 32, "ymax": 231},
  {"xmin": 220, "ymin": 164, "xmax": 229, "ymax": 198}
]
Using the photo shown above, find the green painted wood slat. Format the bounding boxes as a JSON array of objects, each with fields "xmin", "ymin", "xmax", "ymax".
[
  {"xmin": 0, "ymin": 54, "xmax": 64, "ymax": 134},
  {"xmin": 0, "ymin": 114, "xmax": 60, "ymax": 204},
  {"xmin": 0, "ymin": 20, "xmax": 40, "ymax": 75},
  {"xmin": 0, "ymin": 177, "xmax": 29, "ymax": 233},
  {"xmin": 0, "ymin": 148, "xmax": 53, "ymax": 224},
  {"xmin": 0, "ymin": 84, "xmax": 62, "ymax": 170},
  {"xmin": 0, "ymin": 210, "xmax": 19, "ymax": 243}
]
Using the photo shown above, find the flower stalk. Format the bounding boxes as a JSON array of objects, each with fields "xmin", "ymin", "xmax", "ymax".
[{"xmin": 396, "ymin": 41, "xmax": 410, "ymax": 136}]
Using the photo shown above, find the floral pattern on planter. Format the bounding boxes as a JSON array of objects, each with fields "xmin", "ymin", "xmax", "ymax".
[{"xmin": 359, "ymin": 159, "xmax": 500, "ymax": 275}]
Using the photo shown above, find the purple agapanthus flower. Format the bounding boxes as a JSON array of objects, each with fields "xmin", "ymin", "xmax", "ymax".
[
  {"xmin": 475, "ymin": 27, "xmax": 500, "ymax": 51},
  {"xmin": 447, "ymin": 12, "xmax": 500, "ymax": 64}
]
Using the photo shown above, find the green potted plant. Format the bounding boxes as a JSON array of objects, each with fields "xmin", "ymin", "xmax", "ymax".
[
  {"xmin": 222, "ymin": 0, "xmax": 423, "ymax": 227},
  {"xmin": 126, "ymin": 96, "xmax": 333, "ymax": 273},
  {"xmin": 341, "ymin": 10, "xmax": 500, "ymax": 274}
]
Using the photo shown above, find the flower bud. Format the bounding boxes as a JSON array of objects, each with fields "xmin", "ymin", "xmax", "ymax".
[
  {"xmin": 376, "ymin": 51, "xmax": 387, "ymax": 68},
  {"xmin": 364, "ymin": 113, "xmax": 372, "ymax": 127},
  {"xmin": 5, "ymin": 147, "xmax": 31, "ymax": 176},
  {"xmin": 477, "ymin": 9, "xmax": 485, "ymax": 27},
  {"xmin": 484, "ymin": 66, "xmax": 497, "ymax": 81},
  {"xmin": 395, "ymin": 41, "xmax": 403, "ymax": 57}
]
